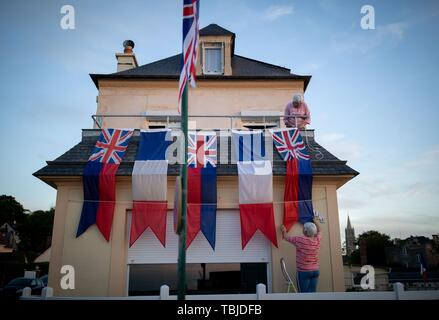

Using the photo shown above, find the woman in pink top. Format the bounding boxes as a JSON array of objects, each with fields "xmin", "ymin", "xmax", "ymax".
[
  {"xmin": 281, "ymin": 219, "xmax": 321, "ymax": 293},
  {"xmin": 284, "ymin": 94, "xmax": 311, "ymax": 129}
]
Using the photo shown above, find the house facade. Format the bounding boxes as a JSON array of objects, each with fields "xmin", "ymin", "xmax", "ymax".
[{"xmin": 34, "ymin": 24, "xmax": 358, "ymax": 297}]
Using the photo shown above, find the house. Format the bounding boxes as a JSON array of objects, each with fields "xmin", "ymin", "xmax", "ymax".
[
  {"xmin": 386, "ymin": 235, "xmax": 439, "ymax": 269},
  {"xmin": 34, "ymin": 247, "xmax": 51, "ymax": 264},
  {"xmin": 0, "ymin": 222, "xmax": 19, "ymax": 252},
  {"xmin": 33, "ymin": 24, "xmax": 358, "ymax": 297}
]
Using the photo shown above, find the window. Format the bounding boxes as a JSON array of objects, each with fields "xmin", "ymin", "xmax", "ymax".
[
  {"xmin": 127, "ymin": 210, "xmax": 272, "ymax": 295},
  {"xmin": 128, "ymin": 263, "xmax": 268, "ymax": 296},
  {"xmin": 142, "ymin": 111, "xmax": 181, "ymax": 129},
  {"xmin": 203, "ymin": 43, "xmax": 224, "ymax": 75},
  {"xmin": 243, "ymin": 123, "xmax": 278, "ymax": 130},
  {"xmin": 241, "ymin": 111, "xmax": 281, "ymax": 129}
]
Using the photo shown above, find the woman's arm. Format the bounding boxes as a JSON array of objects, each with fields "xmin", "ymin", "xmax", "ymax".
[
  {"xmin": 313, "ymin": 217, "xmax": 321, "ymax": 234},
  {"xmin": 284, "ymin": 103, "xmax": 292, "ymax": 126},
  {"xmin": 281, "ymin": 225, "xmax": 297, "ymax": 245},
  {"xmin": 281, "ymin": 225, "xmax": 287, "ymax": 239},
  {"xmin": 302, "ymin": 102, "xmax": 311, "ymax": 125}
]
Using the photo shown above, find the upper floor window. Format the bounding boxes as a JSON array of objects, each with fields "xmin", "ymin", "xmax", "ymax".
[
  {"xmin": 142, "ymin": 110, "xmax": 181, "ymax": 129},
  {"xmin": 203, "ymin": 43, "xmax": 224, "ymax": 75},
  {"xmin": 240, "ymin": 110, "xmax": 281, "ymax": 130}
]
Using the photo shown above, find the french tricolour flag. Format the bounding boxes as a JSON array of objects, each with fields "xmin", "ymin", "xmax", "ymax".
[
  {"xmin": 232, "ymin": 130, "xmax": 278, "ymax": 249},
  {"xmin": 129, "ymin": 129, "xmax": 172, "ymax": 247}
]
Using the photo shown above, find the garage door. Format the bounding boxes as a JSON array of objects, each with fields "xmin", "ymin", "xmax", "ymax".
[{"xmin": 127, "ymin": 210, "xmax": 271, "ymax": 264}]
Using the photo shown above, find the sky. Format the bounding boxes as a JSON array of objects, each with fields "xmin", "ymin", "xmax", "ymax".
[{"xmin": 0, "ymin": 0, "xmax": 438, "ymax": 243}]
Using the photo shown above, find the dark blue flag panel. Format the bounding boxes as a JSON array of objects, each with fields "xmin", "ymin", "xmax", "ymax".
[{"xmin": 201, "ymin": 165, "xmax": 217, "ymax": 249}]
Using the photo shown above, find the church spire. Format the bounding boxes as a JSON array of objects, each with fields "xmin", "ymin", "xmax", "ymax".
[{"xmin": 345, "ymin": 214, "xmax": 356, "ymax": 256}]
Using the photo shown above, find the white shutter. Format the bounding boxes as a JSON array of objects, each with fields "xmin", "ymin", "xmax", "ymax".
[{"xmin": 127, "ymin": 210, "xmax": 271, "ymax": 264}]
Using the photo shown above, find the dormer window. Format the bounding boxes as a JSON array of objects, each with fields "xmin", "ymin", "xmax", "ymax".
[{"xmin": 203, "ymin": 43, "xmax": 224, "ymax": 75}]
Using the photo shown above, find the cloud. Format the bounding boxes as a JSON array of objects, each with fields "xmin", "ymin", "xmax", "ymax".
[
  {"xmin": 402, "ymin": 145, "xmax": 439, "ymax": 169},
  {"xmin": 330, "ymin": 7, "xmax": 439, "ymax": 57},
  {"xmin": 338, "ymin": 196, "xmax": 367, "ymax": 210},
  {"xmin": 380, "ymin": 22, "xmax": 406, "ymax": 40},
  {"xmin": 330, "ymin": 21, "xmax": 408, "ymax": 55},
  {"xmin": 263, "ymin": 5, "xmax": 294, "ymax": 21},
  {"xmin": 301, "ymin": 62, "xmax": 321, "ymax": 72},
  {"xmin": 318, "ymin": 132, "xmax": 361, "ymax": 160},
  {"xmin": 338, "ymin": 144, "xmax": 439, "ymax": 240}
]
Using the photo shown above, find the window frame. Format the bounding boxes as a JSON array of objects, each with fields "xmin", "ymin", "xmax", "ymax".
[{"xmin": 202, "ymin": 42, "xmax": 224, "ymax": 75}]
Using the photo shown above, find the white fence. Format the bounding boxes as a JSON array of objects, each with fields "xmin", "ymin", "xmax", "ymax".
[{"xmin": 20, "ymin": 283, "xmax": 439, "ymax": 300}]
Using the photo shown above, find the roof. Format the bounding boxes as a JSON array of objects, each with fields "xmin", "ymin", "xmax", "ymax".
[
  {"xmin": 34, "ymin": 247, "xmax": 51, "ymax": 263},
  {"xmin": 199, "ymin": 24, "xmax": 235, "ymax": 37},
  {"xmin": 90, "ymin": 24, "xmax": 311, "ymax": 90},
  {"xmin": 90, "ymin": 54, "xmax": 311, "ymax": 89},
  {"xmin": 34, "ymin": 129, "xmax": 359, "ymax": 188},
  {"xmin": 199, "ymin": 24, "xmax": 236, "ymax": 54}
]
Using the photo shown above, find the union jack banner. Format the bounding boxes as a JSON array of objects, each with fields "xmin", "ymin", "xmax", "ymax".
[
  {"xmin": 178, "ymin": 0, "xmax": 200, "ymax": 112},
  {"xmin": 77, "ymin": 128, "xmax": 134, "ymax": 241},
  {"xmin": 88, "ymin": 129, "xmax": 133, "ymax": 164},
  {"xmin": 187, "ymin": 131, "xmax": 217, "ymax": 249},
  {"xmin": 270, "ymin": 128, "xmax": 310, "ymax": 161},
  {"xmin": 188, "ymin": 132, "xmax": 217, "ymax": 168},
  {"xmin": 270, "ymin": 128, "xmax": 314, "ymax": 229}
]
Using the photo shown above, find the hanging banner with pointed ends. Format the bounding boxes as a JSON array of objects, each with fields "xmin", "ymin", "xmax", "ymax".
[
  {"xmin": 270, "ymin": 128, "xmax": 314, "ymax": 231},
  {"xmin": 232, "ymin": 130, "xmax": 278, "ymax": 249},
  {"xmin": 77, "ymin": 128, "xmax": 133, "ymax": 241},
  {"xmin": 130, "ymin": 129, "xmax": 172, "ymax": 247},
  {"xmin": 186, "ymin": 131, "xmax": 217, "ymax": 249}
]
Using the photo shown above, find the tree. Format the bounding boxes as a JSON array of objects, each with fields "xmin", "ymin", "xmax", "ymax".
[
  {"xmin": 0, "ymin": 195, "xmax": 55, "ymax": 261},
  {"xmin": 0, "ymin": 195, "xmax": 28, "ymax": 226},
  {"xmin": 357, "ymin": 230, "xmax": 392, "ymax": 267},
  {"xmin": 17, "ymin": 208, "xmax": 54, "ymax": 261},
  {"xmin": 349, "ymin": 248, "xmax": 361, "ymax": 265}
]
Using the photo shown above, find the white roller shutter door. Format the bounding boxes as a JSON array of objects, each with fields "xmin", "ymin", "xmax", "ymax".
[{"xmin": 127, "ymin": 210, "xmax": 271, "ymax": 264}]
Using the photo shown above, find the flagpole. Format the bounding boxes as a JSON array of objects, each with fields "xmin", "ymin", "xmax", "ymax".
[{"xmin": 177, "ymin": 83, "xmax": 188, "ymax": 300}]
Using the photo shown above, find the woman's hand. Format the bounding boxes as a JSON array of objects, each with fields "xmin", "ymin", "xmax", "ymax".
[{"xmin": 280, "ymin": 225, "xmax": 287, "ymax": 238}]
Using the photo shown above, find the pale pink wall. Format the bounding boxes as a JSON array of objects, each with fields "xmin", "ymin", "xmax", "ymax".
[{"xmin": 95, "ymin": 80, "xmax": 305, "ymax": 129}]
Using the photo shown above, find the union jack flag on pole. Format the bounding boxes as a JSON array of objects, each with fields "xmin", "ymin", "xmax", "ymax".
[
  {"xmin": 178, "ymin": 0, "xmax": 200, "ymax": 300},
  {"xmin": 178, "ymin": 0, "xmax": 200, "ymax": 112}
]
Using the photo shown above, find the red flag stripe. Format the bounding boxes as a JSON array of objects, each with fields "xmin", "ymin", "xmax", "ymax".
[{"xmin": 130, "ymin": 201, "xmax": 168, "ymax": 247}]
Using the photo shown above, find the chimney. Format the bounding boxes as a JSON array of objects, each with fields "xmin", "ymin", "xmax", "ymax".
[{"xmin": 116, "ymin": 40, "xmax": 138, "ymax": 72}]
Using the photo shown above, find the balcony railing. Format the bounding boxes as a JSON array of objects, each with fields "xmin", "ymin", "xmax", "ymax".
[{"xmin": 91, "ymin": 114, "xmax": 310, "ymax": 131}]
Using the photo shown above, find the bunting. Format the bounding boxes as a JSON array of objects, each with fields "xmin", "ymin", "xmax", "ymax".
[
  {"xmin": 270, "ymin": 128, "xmax": 314, "ymax": 231},
  {"xmin": 77, "ymin": 128, "xmax": 133, "ymax": 241},
  {"xmin": 130, "ymin": 129, "xmax": 172, "ymax": 247},
  {"xmin": 186, "ymin": 131, "xmax": 217, "ymax": 249},
  {"xmin": 232, "ymin": 130, "xmax": 278, "ymax": 249}
]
